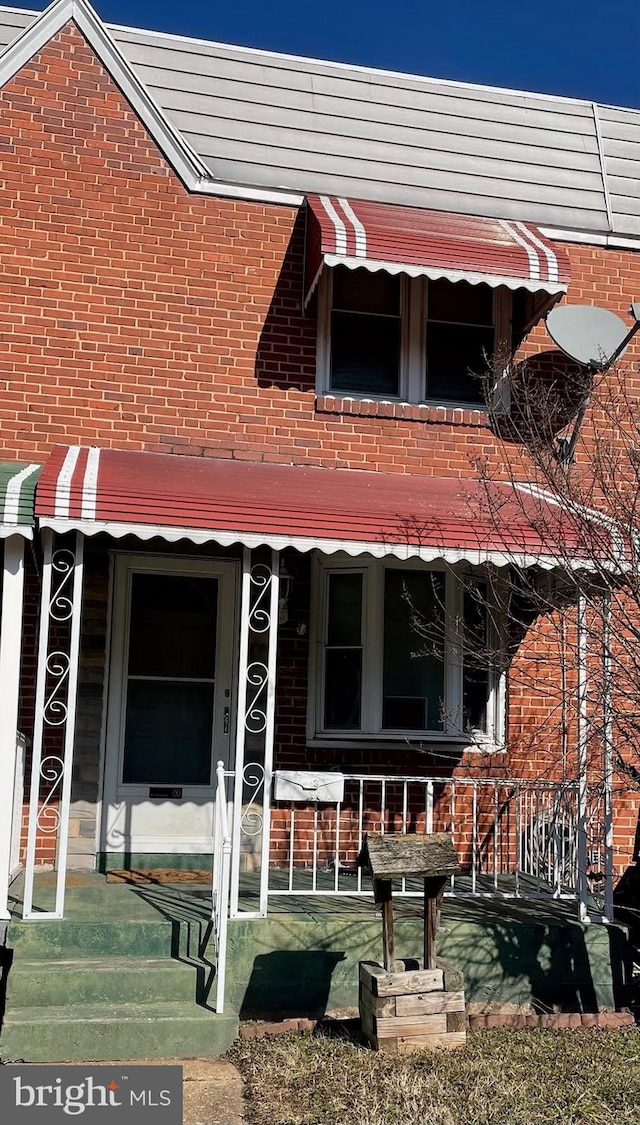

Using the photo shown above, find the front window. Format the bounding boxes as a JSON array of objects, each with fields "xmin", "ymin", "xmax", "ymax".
[
  {"xmin": 321, "ymin": 267, "xmax": 508, "ymax": 407},
  {"xmin": 314, "ymin": 558, "xmax": 503, "ymax": 743}
]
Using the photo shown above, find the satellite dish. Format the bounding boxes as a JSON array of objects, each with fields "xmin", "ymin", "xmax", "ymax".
[{"xmin": 546, "ymin": 303, "xmax": 640, "ymax": 370}]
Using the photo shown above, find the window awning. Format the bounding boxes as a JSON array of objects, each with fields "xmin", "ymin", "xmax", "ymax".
[
  {"xmin": 0, "ymin": 461, "xmax": 41, "ymax": 539},
  {"xmin": 35, "ymin": 446, "xmax": 607, "ymax": 572},
  {"xmin": 304, "ymin": 195, "xmax": 570, "ymax": 307}
]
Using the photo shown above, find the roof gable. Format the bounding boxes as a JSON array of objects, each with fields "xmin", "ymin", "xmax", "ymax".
[{"xmin": 0, "ymin": 0, "xmax": 302, "ymax": 205}]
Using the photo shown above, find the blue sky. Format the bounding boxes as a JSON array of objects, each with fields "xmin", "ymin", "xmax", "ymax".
[{"xmin": 29, "ymin": 0, "xmax": 640, "ymax": 107}]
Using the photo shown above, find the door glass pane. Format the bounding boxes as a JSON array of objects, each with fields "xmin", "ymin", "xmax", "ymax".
[
  {"xmin": 122, "ymin": 572, "xmax": 218, "ymax": 786},
  {"xmin": 128, "ymin": 574, "xmax": 217, "ymax": 678},
  {"xmin": 383, "ymin": 570, "xmax": 445, "ymax": 730},
  {"xmin": 123, "ymin": 681, "xmax": 214, "ymax": 785}
]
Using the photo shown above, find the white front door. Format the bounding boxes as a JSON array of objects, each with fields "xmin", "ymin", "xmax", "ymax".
[{"xmin": 102, "ymin": 554, "xmax": 237, "ymax": 856}]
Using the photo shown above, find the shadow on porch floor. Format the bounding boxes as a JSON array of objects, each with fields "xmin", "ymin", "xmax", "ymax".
[
  {"xmin": 7, "ymin": 868, "xmax": 593, "ymax": 926},
  {"xmin": 4, "ymin": 870, "xmax": 631, "ymax": 1029}
]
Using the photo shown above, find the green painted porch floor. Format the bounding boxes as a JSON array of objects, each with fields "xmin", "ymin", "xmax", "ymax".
[
  {"xmin": 7, "ymin": 867, "xmax": 591, "ymax": 924},
  {"xmin": 1, "ymin": 872, "xmax": 628, "ymax": 1062}
]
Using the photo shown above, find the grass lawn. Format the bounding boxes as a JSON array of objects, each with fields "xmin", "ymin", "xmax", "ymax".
[{"xmin": 233, "ymin": 1027, "xmax": 640, "ymax": 1125}]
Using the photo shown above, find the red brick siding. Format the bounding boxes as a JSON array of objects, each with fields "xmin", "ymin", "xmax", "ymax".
[{"xmin": 3, "ymin": 25, "xmax": 640, "ymax": 876}]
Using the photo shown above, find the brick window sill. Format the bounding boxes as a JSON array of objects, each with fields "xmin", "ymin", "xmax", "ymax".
[{"xmin": 315, "ymin": 394, "xmax": 490, "ymax": 426}]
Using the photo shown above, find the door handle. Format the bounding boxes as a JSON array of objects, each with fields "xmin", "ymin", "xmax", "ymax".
[{"xmin": 223, "ymin": 706, "xmax": 230, "ymax": 735}]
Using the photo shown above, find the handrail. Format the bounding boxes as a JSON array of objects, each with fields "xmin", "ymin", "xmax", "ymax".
[
  {"xmin": 268, "ymin": 771, "xmax": 603, "ymax": 915},
  {"xmin": 212, "ymin": 760, "xmax": 233, "ymax": 1014}
]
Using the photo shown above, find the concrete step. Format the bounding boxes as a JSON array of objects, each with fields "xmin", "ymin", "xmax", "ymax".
[
  {"xmin": 0, "ymin": 1001, "xmax": 239, "ymax": 1062},
  {"xmin": 4, "ymin": 957, "xmax": 207, "ymax": 1008},
  {"xmin": 6, "ymin": 917, "xmax": 212, "ymax": 961}
]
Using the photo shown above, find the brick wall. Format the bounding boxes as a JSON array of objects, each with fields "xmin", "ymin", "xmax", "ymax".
[{"xmin": 4, "ymin": 23, "xmax": 640, "ymax": 878}]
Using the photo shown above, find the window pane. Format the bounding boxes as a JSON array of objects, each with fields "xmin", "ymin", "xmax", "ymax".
[
  {"xmin": 122, "ymin": 681, "xmax": 214, "ymax": 785},
  {"xmin": 128, "ymin": 573, "xmax": 217, "ymax": 679},
  {"xmin": 383, "ymin": 570, "xmax": 445, "ymax": 731},
  {"xmin": 331, "ymin": 311, "xmax": 400, "ymax": 395},
  {"xmin": 428, "ymin": 279, "xmax": 493, "ymax": 325},
  {"xmin": 327, "ymin": 572, "xmax": 362, "ymax": 645},
  {"xmin": 333, "ymin": 267, "xmax": 400, "ymax": 315},
  {"xmin": 426, "ymin": 322, "xmax": 494, "ymax": 403},
  {"xmin": 324, "ymin": 649, "xmax": 362, "ymax": 729},
  {"xmin": 463, "ymin": 583, "xmax": 490, "ymax": 734}
]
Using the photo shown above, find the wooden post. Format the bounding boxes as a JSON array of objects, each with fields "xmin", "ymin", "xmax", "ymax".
[
  {"xmin": 376, "ymin": 879, "xmax": 395, "ymax": 971},
  {"xmin": 424, "ymin": 876, "xmax": 445, "ymax": 970}
]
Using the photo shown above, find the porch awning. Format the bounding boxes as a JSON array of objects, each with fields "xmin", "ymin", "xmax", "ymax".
[
  {"xmin": 0, "ymin": 461, "xmax": 41, "ymax": 539},
  {"xmin": 304, "ymin": 195, "xmax": 570, "ymax": 306},
  {"xmin": 35, "ymin": 445, "xmax": 608, "ymax": 572}
]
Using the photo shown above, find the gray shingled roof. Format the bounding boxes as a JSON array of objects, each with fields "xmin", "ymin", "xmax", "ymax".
[{"xmin": 0, "ymin": 4, "xmax": 638, "ymax": 239}]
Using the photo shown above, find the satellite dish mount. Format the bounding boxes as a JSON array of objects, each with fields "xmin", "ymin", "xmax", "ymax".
[{"xmin": 545, "ymin": 302, "xmax": 640, "ymax": 464}]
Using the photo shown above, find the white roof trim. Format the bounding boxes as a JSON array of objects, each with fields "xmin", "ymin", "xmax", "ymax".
[
  {"xmin": 39, "ymin": 515, "xmax": 597, "ymax": 572},
  {"xmin": 539, "ymin": 227, "xmax": 640, "ymax": 250},
  {"xmin": 0, "ymin": 0, "xmax": 303, "ymax": 207}
]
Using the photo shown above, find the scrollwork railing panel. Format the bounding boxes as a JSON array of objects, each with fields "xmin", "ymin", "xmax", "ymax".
[
  {"xmin": 245, "ymin": 661, "xmax": 268, "ymax": 734},
  {"xmin": 248, "ymin": 564, "xmax": 272, "ymax": 634},
  {"xmin": 43, "ymin": 651, "xmax": 70, "ymax": 727},
  {"xmin": 49, "ymin": 549, "xmax": 76, "ymax": 622},
  {"xmin": 36, "ymin": 755, "xmax": 65, "ymax": 834},
  {"xmin": 240, "ymin": 762, "xmax": 265, "ymax": 838}
]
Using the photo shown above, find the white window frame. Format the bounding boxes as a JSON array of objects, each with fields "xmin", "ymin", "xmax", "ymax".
[
  {"xmin": 316, "ymin": 269, "xmax": 511, "ymax": 411},
  {"xmin": 308, "ymin": 554, "xmax": 506, "ymax": 749}
]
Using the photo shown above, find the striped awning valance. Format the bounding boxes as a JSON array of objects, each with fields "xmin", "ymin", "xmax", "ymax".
[{"xmin": 0, "ymin": 461, "xmax": 41, "ymax": 538}]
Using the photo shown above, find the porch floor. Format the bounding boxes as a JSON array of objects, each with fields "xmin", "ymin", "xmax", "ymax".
[
  {"xmin": 8, "ymin": 868, "xmax": 590, "ymax": 925},
  {"xmin": 4, "ymin": 871, "xmax": 628, "ymax": 1032}
]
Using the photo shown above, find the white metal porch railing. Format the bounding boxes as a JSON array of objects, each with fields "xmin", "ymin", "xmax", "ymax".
[
  {"xmin": 266, "ymin": 773, "xmax": 610, "ymax": 917},
  {"xmin": 211, "ymin": 761, "xmax": 233, "ymax": 1013}
]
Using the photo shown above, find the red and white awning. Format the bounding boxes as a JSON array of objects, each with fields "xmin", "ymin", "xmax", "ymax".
[
  {"xmin": 304, "ymin": 195, "xmax": 570, "ymax": 305},
  {"xmin": 35, "ymin": 445, "xmax": 609, "ymax": 572}
]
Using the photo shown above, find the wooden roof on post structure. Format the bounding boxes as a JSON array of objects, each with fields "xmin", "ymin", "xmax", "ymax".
[{"xmin": 358, "ymin": 832, "xmax": 460, "ymax": 881}]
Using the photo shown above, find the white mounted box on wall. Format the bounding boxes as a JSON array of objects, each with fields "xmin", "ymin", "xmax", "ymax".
[{"xmin": 273, "ymin": 770, "xmax": 345, "ymax": 803}]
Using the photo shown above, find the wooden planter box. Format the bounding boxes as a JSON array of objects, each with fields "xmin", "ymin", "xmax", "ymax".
[{"xmin": 359, "ymin": 959, "xmax": 467, "ymax": 1053}]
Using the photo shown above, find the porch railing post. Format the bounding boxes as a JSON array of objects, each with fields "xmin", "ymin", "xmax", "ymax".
[
  {"xmin": 602, "ymin": 589, "xmax": 614, "ymax": 922},
  {"xmin": 229, "ymin": 547, "xmax": 279, "ymax": 919},
  {"xmin": 23, "ymin": 530, "xmax": 84, "ymax": 920},
  {"xmin": 229, "ymin": 548, "xmax": 251, "ymax": 917},
  {"xmin": 577, "ymin": 594, "xmax": 589, "ymax": 923},
  {"xmin": 258, "ymin": 549, "xmax": 279, "ymax": 917},
  {"xmin": 0, "ymin": 535, "xmax": 26, "ymax": 921},
  {"xmin": 212, "ymin": 761, "xmax": 232, "ymax": 1014}
]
